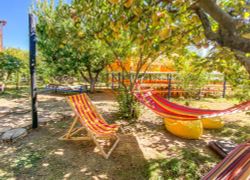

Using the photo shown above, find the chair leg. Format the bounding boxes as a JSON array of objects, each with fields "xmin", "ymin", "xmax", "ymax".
[
  {"xmin": 59, "ymin": 117, "xmax": 91, "ymax": 141},
  {"xmin": 106, "ymin": 134, "xmax": 120, "ymax": 159},
  {"xmin": 92, "ymin": 134, "xmax": 120, "ymax": 159},
  {"xmin": 66, "ymin": 116, "xmax": 78, "ymax": 139}
]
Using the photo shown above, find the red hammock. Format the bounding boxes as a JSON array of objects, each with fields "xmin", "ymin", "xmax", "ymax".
[{"xmin": 133, "ymin": 89, "xmax": 250, "ymax": 121}]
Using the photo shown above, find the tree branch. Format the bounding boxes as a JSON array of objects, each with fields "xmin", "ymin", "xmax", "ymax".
[
  {"xmin": 79, "ymin": 71, "xmax": 90, "ymax": 83},
  {"xmin": 197, "ymin": 0, "xmax": 236, "ymax": 34},
  {"xmin": 194, "ymin": 7, "xmax": 250, "ymax": 53},
  {"xmin": 194, "ymin": 8, "xmax": 220, "ymax": 41},
  {"xmin": 234, "ymin": 51, "xmax": 250, "ymax": 76}
]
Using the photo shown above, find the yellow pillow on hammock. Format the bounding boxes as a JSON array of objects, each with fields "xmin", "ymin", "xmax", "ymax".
[
  {"xmin": 199, "ymin": 105, "xmax": 224, "ymax": 129},
  {"xmin": 164, "ymin": 118, "xmax": 203, "ymax": 139},
  {"xmin": 201, "ymin": 117, "xmax": 224, "ymax": 129}
]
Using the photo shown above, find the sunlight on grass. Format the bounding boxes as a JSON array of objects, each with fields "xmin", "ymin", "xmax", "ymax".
[
  {"xmin": 0, "ymin": 87, "xmax": 29, "ymax": 99},
  {"xmin": 210, "ymin": 123, "xmax": 250, "ymax": 143},
  {"xmin": 146, "ymin": 148, "xmax": 218, "ymax": 180},
  {"xmin": 0, "ymin": 169, "xmax": 14, "ymax": 179},
  {"xmin": 11, "ymin": 152, "xmax": 43, "ymax": 170},
  {"xmin": 54, "ymin": 149, "xmax": 65, "ymax": 156}
]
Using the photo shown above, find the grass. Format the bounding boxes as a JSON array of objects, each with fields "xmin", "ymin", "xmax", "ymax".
[
  {"xmin": 209, "ymin": 122, "xmax": 250, "ymax": 143},
  {"xmin": 0, "ymin": 147, "xmax": 44, "ymax": 179},
  {"xmin": 146, "ymin": 148, "xmax": 218, "ymax": 180},
  {"xmin": 0, "ymin": 87, "xmax": 30, "ymax": 99}
]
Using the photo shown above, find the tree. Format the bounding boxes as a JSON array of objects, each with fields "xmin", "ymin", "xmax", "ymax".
[
  {"xmin": 71, "ymin": 0, "xmax": 194, "ymax": 118},
  {"xmin": 35, "ymin": 0, "xmax": 114, "ymax": 92},
  {"xmin": 0, "ymin": 48, "xmax": 27, "ymax": 89},
  {"xmin": 199, "ymin": 46, "xmax": 250, "ymax": 100},
  {"xmin": 192, "ymin": 0, "xmax": 250, "ymax": 75},
  {"xmin": 173, "ymin": 50, "xmax": 210, "ymax": 98}
]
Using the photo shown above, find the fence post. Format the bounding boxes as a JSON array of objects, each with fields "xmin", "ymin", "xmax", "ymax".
[
  {"xmin": 111, "ymin": 72, "xmax": 114, "ymax": 90},
  {"xmin": 222, "ymin": 78, "xmax": 226, "ymax": 98},
  {"xmin": 167, "ymin": 74, "xmax": 172, "ymax": 100},
  {"xmin": 106, "ymin": 72, "xmax": 109, "ymax": 88},
  {"xmin": 118, "ymin": 72, "xmax": 121, "ymax": 88}
]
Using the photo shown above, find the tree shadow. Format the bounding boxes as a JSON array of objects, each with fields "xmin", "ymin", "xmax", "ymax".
[
  {"xmin": 208, "ymin": 122, "xmax": 250, "ymax": 143},
  {"xmin": 145, "ymin": 147, "xmax": 217, "ymax": 180},
  {"xmin": 0, "ymin": 120, "xmax": 148, "ymax": 180}
]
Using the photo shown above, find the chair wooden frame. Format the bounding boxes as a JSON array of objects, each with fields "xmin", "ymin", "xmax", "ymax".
[{"xmin": 59, "ymin": 95, "xmax": 120, "ymax": 159}]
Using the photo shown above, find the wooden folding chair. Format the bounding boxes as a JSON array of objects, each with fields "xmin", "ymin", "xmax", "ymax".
[{"xmin": 59, "ymin": 93, "xmax": 120, "ymax": 159}]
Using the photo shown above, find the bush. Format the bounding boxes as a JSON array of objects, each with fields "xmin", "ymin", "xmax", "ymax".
[{"xmin": 117, "ymin": 88, "xmax": 140, "ymax": 120}]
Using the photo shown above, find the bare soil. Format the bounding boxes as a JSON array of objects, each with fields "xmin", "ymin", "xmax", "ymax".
[{"xmin": 0, "ymin": 90, "xmax": 249, "ymax": 179}]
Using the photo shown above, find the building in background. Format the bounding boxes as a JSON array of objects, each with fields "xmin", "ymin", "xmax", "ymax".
[{"xmin": 0, "ymin": 20, "xmax": 7, "ymax": 52}]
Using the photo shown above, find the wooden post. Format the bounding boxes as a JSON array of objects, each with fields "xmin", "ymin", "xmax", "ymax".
[
  {"xmin": 106, "ymin": 72, "xmax": 109, "ymax": 88},
  {"xmin": 118, "ymin": 72, "xmax": 121, "ymax": 88},
  {"xmin": 167, "ymin": 74, "xmax": 172, "ymax": 100},
  {"xmin": 222, "ymin": 78, "xmax": 226, "ymax": 98},
  {"xmin": 29, "ymin": 13, "xmax": 38, "ymax": 129},
  {"xmin": 122, "ymin": 72, "xmax": 125, "ymax": 85},
  {"xmin": 111, "ymin": 72, "xmax": 114, "ymax": 90}
]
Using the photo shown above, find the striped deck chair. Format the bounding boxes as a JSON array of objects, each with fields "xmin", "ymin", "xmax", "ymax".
[
  {"xmin": 59, "ymin": 93, "xmax": 120, "ymax": 159},
  {"xmin": 202, "ymin": 142, "xmax": 250, "ymax": 180}
]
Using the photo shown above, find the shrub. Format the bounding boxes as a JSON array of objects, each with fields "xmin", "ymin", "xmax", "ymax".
[{"xmin": 117, "ymin": 88, "xmax": 140, "ymax": 120}]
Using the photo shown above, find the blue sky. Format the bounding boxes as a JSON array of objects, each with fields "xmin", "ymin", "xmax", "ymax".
[
  {"xmin": 0, "ymin": 0, "xmax": 71, "ymax": 50},
  {"xmin": 0, "ymin": 0, "xmax": 32, "ymax": 50}
]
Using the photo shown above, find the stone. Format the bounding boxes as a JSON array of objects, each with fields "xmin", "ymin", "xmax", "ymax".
[
  {"xmin": 0, "ymin": 127, "xmax": 11, "ymax": 135},
  {"xmin": 1, "ymin": 128, "xmax": 28, "ymax": 142},
  {"xmin": 19, "ymin": 122, "xmax": 32, "ymax": 130}
]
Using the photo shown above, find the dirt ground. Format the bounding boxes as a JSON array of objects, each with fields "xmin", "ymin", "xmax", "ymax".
[{"xmin": 0, "ymin": 90, "xmax": 249, "ymax": 179}]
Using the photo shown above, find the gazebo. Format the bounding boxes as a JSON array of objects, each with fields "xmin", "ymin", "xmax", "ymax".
[{"xmin": 107, "ymin": 58, "xmax": 229, "ymax": 99}]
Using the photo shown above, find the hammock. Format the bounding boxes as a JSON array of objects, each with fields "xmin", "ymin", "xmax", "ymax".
[{"xmin": 133, "ymin": 89, "xmax": 250, "ymax": 121}]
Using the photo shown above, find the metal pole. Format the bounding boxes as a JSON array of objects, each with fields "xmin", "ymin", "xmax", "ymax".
[
  {"xmin": 167, "ymin": 74, "xmax": 172, "ymax": 100},
  {"xmin": 29, "ymin": 13, "xmax": 38, "ymax": 129},
  {"xmin": 222, "ymin": 78, "xmax": 226, "ymax": 98}
]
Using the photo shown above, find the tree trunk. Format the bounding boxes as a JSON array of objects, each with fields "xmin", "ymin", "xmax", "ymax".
[
  {"xmin": 16, "ymin": 71, "xmax": 20, "ymax": 90},
  {"xmin": 89, "ymin": 72, "xmax": 100, "ymax": 93},
  {"xmin": 89, "ymin": 78, "xmax": 96, "ymax": 93},
  {"xmin": 3, "ymin": 72, "xmax": 11, "ymax": 89}
]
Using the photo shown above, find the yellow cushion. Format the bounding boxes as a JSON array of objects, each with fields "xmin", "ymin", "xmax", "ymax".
[
  {"xmin": 199, "ymin": 105, "xmax": 224, "ymax": 129},
  {"xmin": 164, "ymin": 118, "xmax": 203, "ymax": 139},
  {"xmin": 202, "ymin": 117, "xmax": 224, "ymax": 129}
]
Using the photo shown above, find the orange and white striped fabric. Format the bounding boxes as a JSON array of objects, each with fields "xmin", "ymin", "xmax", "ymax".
[
  {"xmin": 202, "ymin": 142, "xmax": 250, "ymax": 180},
  {"xmin": 67, "ymin": 94, "xmax": 119, "ymax": 136}
]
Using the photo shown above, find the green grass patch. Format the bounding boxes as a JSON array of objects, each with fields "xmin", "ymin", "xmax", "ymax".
[
  {"xmin": 210, "ymin": 122, "xmax": 250, "ymax": 143},
  {"xmin": 11, "ymin": 151, "xmax": 43, "ymax": 172},
  {"xmin": 0, "ymin": 87, "xmax": 29, "ymax": 99},
  {"xmin": 146, "ymin": 148, "xmax": 218, "ymax": 180},
  {"xmin": 0, "ymin": 149, "xmax": 44, "ymax": 179}
]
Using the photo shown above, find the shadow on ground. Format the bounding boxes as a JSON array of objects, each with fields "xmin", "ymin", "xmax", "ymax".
[{"xmin": 0, "ymin": 119, "xmax": 148, "ymax": 180}]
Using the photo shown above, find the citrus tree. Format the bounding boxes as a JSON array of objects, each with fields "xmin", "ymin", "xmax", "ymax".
[
  {"xmin": 0, "ymin": 48, "xmax": 28, "ymax": 89},
  {"xmin": 173, "ymin": 50, "xmax": 210, "ymax": 98},
  {"xmin": 35, "ymin": 0, "xmax": 114, "ymax": 92},
  {"xmin": 70, "ymin": 0, "xmax": 199, "ymax": 118},
  {"xmin": 192, "ymin": 0, "xmax": 250, "ymax": 75}
]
